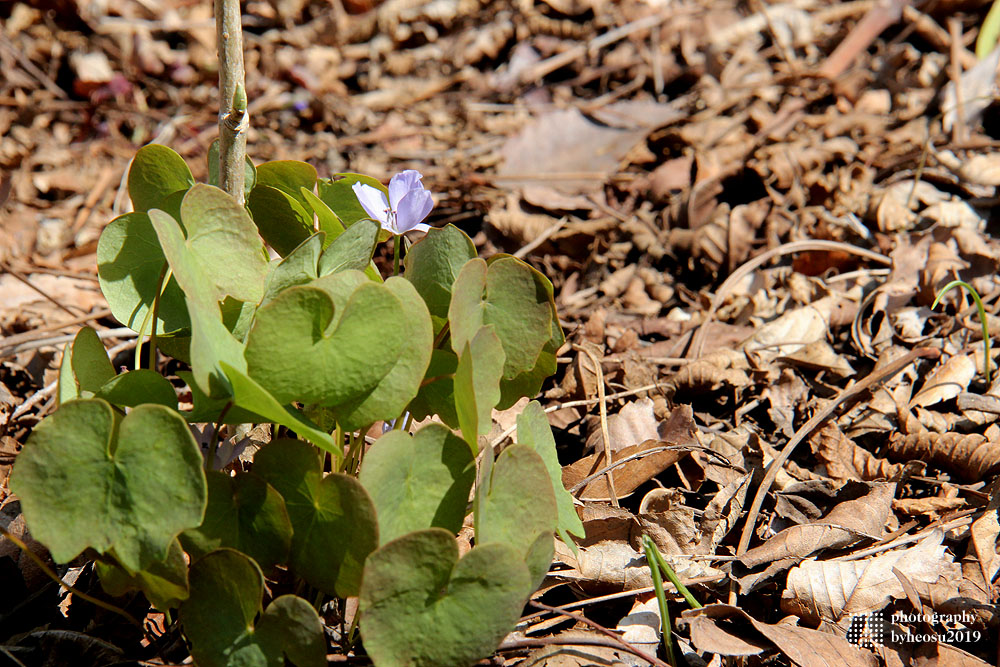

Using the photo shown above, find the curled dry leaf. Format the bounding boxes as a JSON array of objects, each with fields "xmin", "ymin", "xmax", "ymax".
[
  {"xmin": 887, "ymin": 431, "xmax": 1000, "ymax": 481},
  {"xmin": 739, "ymin": 482, "xmax": 895, "ymax": 569},
  {"xmin": 585, "ymin": 397, "xmax": 659, "ymax": 453},
  {"xmin": 812, "ymin": 423, "xmax": 905, "ymax": 481},
  {"xmin": 781, "ymin": 529, "xmax": 961, "ymax": 625},
  {"xmin": 677, "ymin": 604, "xmax": 878, "ymax": 667},
  {"xmin": 664, "ymin": 348, "xmax": 750, "ymax": 397},
  {"xmin": 909, "ymin": 353, "xmax": 976, "ymax": 408},
  {"xmin": 743, "ymin": 296, "xmax": 838, "ymax": 365}
]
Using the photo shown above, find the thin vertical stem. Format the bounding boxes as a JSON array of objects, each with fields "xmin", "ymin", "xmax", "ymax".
[{"xmin": 216, "ymin": 0, "xmax": 247, "ymax": 204}]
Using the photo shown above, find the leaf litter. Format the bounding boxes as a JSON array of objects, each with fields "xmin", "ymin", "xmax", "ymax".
[{"xmin": 2, "ymin": 0, "xmax": 1000, "ymax": 665}]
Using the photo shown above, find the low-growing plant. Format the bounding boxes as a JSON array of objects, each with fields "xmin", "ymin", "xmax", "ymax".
[{"xmin": 8, "ymin": 143, "xmax": 585, "ymax": 666}]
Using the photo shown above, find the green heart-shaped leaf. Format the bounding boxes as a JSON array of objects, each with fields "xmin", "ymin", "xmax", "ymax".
[
  {"xmin": 256, "ymin": 160, "xmax": 317, "ymax": 211},
  {"xmin": 151, "ymin": 184, "xmax": 269, "ymax": 305},
  {"xmin": 454, "ymin": 326, "xmax": 504, "ymax": 453},
  {"xmin": 261, "ymin": 232, "xmax": 323, "ymax": 306},
  {"xmin": 247, "ymin": 186, "xmax": 314, "ymax": 257},
  {"xmin": 58, "ymin": 327, "xmax": 115, "ymax": 405},
  {"xmin": 245, "ymin": 273, "xmax": 431, "ymax": 431},
  {"xmin": 359, "ymin": 424, "xmax": 475, "ymax": 545},
  {"xmin": 180, "ymin": 549, "xmax": 325, "ymax": 667},
  {"xmin": 97, "ymin": 212, "xmax": 190, "ymax": 335},
  {"xmin": 408, "ymin": 349, "xmax": 459, "ymax": 427},
  {"xmin": 96, "ymin": 538, "xmax": 188, "ymax": 611},
  {"xmin": 403, "ymin": 224, "xmax": 477, "ymax": 331},
  {"xmin": 318, "ymin": 173, "xmax": 387, "ymax": 227},
  {"xmin": 254, "ymin": 439, "xmax": 378, "ymax": 596},
  {"xmin": 10, "ymin": 400, "xmax": 206, "ymax": 571},
  {"xmin": 317, "ymin": 219, "xmax": 378, "ymax": 277},
  {"xmin": 128, "ymin": 144, "xmax": 194, "ymax": 212},
  {"xmin": 181, "ymin": 472, "xmax": 292, "ymax": 571},
  {"xmin": 476, "ymin": 444, "xmax": 557, "ymax": 590},
  {"xmin": 360, "ymin": 529, "xmax": 531, "ymax": 667},
  {"xmin": 517, "ymin": 401, "xmax": 585, "ymax": 544},
  {"xmin": 449, "ymin": 257, "xmax": 555, "ymax": 382},
  {"xmin": 95, "ymin": 369, "xmax": 178, "ymax": 409}
]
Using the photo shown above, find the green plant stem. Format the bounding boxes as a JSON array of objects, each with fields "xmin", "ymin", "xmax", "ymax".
[
  {"xmin": 1, "ymin": 528, "xmax": 146, "ymax": 633},
  {"xmin": 206, "ymin": 401, "xmax": 233, "ymax": 472},
  {"xmin": 643, "ymin": 535, "xmax": 702, "ymax": 610},
  {"xmin": 392, "ymin": 234, "xmax": 401, "ymax": 276},
  {"xmin": 642, "ymin": 536, "xmax": 677, "ymax": 666},
  {"xmin": 215, "ymin": 0, "xmax": 247, "ymax": 204},
  {"xmin": 933, "ymin": 280, "xmax": 992, "ymax": 384}
]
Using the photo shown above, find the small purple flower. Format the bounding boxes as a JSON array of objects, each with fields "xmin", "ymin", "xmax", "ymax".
[{"xmin": 352, "ymin": 170, "xmax": 434, "ymax": 235}]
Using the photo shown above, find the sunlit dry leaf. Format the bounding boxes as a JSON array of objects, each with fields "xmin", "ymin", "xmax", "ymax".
[
  {"xmin": 887, "ymin": 431, "xmax": 1000, "ymax": 481},
  {"xmin": 781, "ymin": 530, "xmax": 961, "ymax": 624},
  {"xmin": 564, "ymin": 439, "xmax": 685, "ymax": 501},
  {"xmin": 585, "ymin": 398, "xmax": 658, "ymax": 454},
  {"xmin": 744, "ymin": 296, "xmax": 838, "ymax": 365},
  {"xmin": 909, "ymin": 353, "xmax": 976, "ymax": 408},
  {"xmin": 678, "ymin": 604, "xmax": 878, "ymax": 667},
  {"xmin": 970, "ymin": 508, "xmax": 1000, "ymax": 587},
  {"xmin": 739, "ymin": 482, "xmax": 894, "ymax": 568},
  {"xmin": 778, "ymin": 340, "xmax": 855, "ymax": 377},
  {"xmin": 892, "ymin": 496, "xmax": 966, "ymax": 515},
  {"xmin": 812, "ymin": 423, "xmax": 904, "ymax": 481}
]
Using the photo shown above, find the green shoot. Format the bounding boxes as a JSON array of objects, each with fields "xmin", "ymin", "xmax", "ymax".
[{"xmin": 932, "ymin": 280, "xmax": 992, "ymax": 385}]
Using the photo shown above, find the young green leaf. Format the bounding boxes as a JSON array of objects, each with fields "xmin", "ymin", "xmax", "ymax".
[
  {"xmin": 360, "ymin": 529, "xmax": 531, "ymax": 667},
  {"xmin": 254, "ymin": 439, "xmax": 378, "ymax": 596},
  {"xmin": 95, "ymin": 369, "xmax": 178, "ymax": 409},
  {"xmin": 127, "ymin": 144, "xmax": 194, "ymax": 213},
  {"xmin": 316, "ymin": 219, "xmax": 378, "ymax": 276},
  {"xmin": 180, "ymin": 549, "xmax": 325, "ymax": 667},
  {"xmin": 261, "ymin": 232, "xmax": 323, "ymax": 306},
  {"xmin": 358, "ymin": 424, "xmax": 475, "ymax": 545},
  {"xmin": 476, "ymin": 444, "xmax": 557, "ymax": 590},
  {"xmin": 97, "ymin": 212, "xmax": 190, "ymax": 335},
  {"xmin": 181, "ymin": 471, "xmax": 292, "ymax": 572},
  {"xmin": 247, "ymin": 186, "xmax": 314, "ymax": 257},
  {"xmin": 449, "ymin": 256, "xmax": 555, "ymax": 383},
  {"xmin": 10, "ymin": 400, "xmax": 207, "ymax": 572},
  {"xmin": 96, "ymin": 538, "xmax": 189, "ymax": 611},
  {"xmin": 517, "ymin": 401, "xmax": 585, "ymax": 544},
  {"xmin": 58, "ymin": 327, "xmax": 116, "ymax": 405},
  {"xmin": 403, "ymin": 224, "xmax": 477, "ymax": 330},
  {"xmin": 255, "ymin": 160, "xmax": 317, "ymax": 211},
  {"xmin": 454, "ymin": 326, "xmax": 504, "ymax": 453}
]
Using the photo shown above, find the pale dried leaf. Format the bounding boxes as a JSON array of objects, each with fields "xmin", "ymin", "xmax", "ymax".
[
  {"xmin": 678, "ymin": 604, "xmax": 878, "ymax": 667},
  {"xmin": 909, "ymin": 354, "xmax": 976, "ymax": 408},
  {"xmin": 781, "ymin": 530, "xmax": 961, "ymax": 624},
  {"xmin": 740, "ymin": 482, "xmax": 895, "ymax": 568}
]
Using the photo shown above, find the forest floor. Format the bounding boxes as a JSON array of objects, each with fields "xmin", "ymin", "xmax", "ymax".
[{"xmin": 2, "ymin": 0, "xmax": 1000, "ymax": 665}]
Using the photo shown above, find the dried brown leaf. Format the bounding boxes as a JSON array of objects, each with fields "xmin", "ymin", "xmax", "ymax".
[
  {"xmin": 781, "ymin": 529, "xmax": 961, "ymax": 624},
  {"xmin": 812, "ymin": 423, "xmax": 905, "ymax": 481},
  {"xmin": 739, "ymin": 482, "xmax": 895, "ymax": 568},
  {"xmin": 678, "ymin": 604, "xmax": 878, "ymax": 667},
  {"xmin": 887, "ymin": 431, "xmax": 1000, "ymax": 481}
]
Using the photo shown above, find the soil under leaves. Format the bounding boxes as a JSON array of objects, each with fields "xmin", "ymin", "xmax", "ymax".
[{"xmin": 2, "ymin": 0, "xmax": 1000, "ymax": 665}]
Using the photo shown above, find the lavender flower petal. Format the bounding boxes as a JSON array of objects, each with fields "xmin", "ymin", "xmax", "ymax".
[
  {"xmin": 394, "ymin": 190, "xmax": 434, "ymax": 233},
  {"xmin": 352, "ymin": 183, "xmax": 391, "ymax": 225},
  {"xmin": 387, "ymin": 170, "xmax": 424, "ymax": 209}
]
